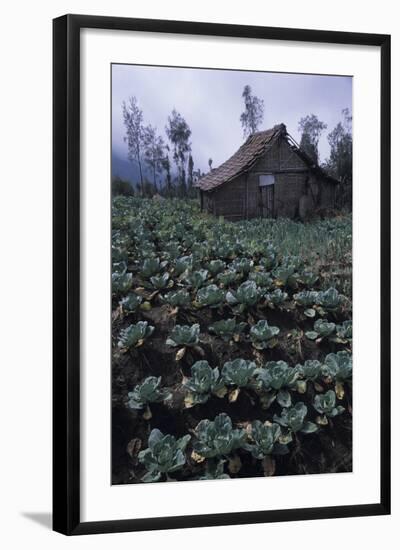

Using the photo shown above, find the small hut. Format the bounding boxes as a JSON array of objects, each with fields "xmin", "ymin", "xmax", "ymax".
[{"xmin": 195, "ymin": 123, "xmax": 339, "ymax": 221}]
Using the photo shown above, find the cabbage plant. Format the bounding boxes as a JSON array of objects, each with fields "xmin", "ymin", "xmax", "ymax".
[
  {"xmin": 112, "ymin": 243, "xmax": 128, "ymax": 262},
  {"xmin": 306, "ymin": 318, "xmax": 336, "ymax": 340},
  {"xmin": 317, "ymin": 287, "xmax": 345, "ymax": 310},
  {"xmin": 322, "ymin": 351, "xmax": 352, "ymax": 381},
  {"xmin": 259, "ymin": 244, "xmax": 277, "ymax": 270},
  {"xmin": 161, "ymin": 289, "xmax": 191, "ymax": 307},
  {"xmin": 299, "ymin": 270, "xmax": 319, "ymax": 287},
  {"xmin": 140, "ymin": 257, "xmax": 166, "ymax": 279},
  {"xmin": 230, "ymin": 257, "xmax": 254, "ymax": 275},
  {"xmin": 184, "ymin": 361, "xmax": 225, "ymax": 405},
  {"xmin": 192, "ymin": 243, "xmax": 208, "ymax": 262},
  {"xmin": 221, "ymin": 359, "xmax": 257, "ymax": 388},
  {"xmin": 216, "ymin": 270, "xmax": 238, "ymax": 286},
  {"xmin": 273, "ymin": 402, "xmax": 317, "ymax": 434},
  {"xmin": 335, "ymin": 320, "xmax": 352, "ymax": 341},
  {"xmin": 150, "ymin": 272, "xmax": 170, "ymax": 290},
  {"xmin": 298, "ymin": 359, "xmax": 322, "ymax": 381},
  {"xmin": 166, "ymin": 324, "xmax": 200, "ymax": 347},
  {"xmin": 193, "ymin": 413, "xmax": 246, "ymax": 458},
  {"xmin": 119, "ymin": 293, "xmax": 142, "ymax": 312},
  {"xmin": 265, "ymin": 288, "xmax": 288, "ymax": 306},
  {"xmin": 174, "ymin": 255, "xmax": 193, "ymax": 275},
  {"xmin": 208, "ymin": 318, "xmax": 247, "ymax": 341},
  {"xmin": 112, "ymin": 271, "xmax": 133, "ymax": 294},
  {"xmin": 196, "ymin": 284, "xmax": 225, "ymax": 308},
  {"xmin": 127, "ymin": 376, "xmax": 171, "ymax": 409},
  {"xmin": 185, "ymin": 269, "xmax": 209, "ymax": 289},
  {"xmin": 256, "ymin": 361, "xmax": 298, "ymax": 390},
  {"xmin": 314, "ymin": 390, "xmax": 345, "ymax": 417},
  {"xmin": 198, "ymin": 460, "xmax": 230, "ymax": 480},
  {"xmin": 214, "ymin": 242, "xmax": 236, "ymax": 260},
  {"xmin": 226, "ymin": 280, "xmax": 262, "ymax": 310},
  {"xmin": 293, "ymin": 290, "xmax": 319, "ymax": 307},
  {"xmin": 138, "ymin": 429, "xmax": 191, "ymax": 482},
  {"xmin": 113, "ymin": 260, "xmax": 127, "ymax": 274},
  {"xmin": 249, "ymin": 320, "xmax": 280, "ymax": 349},
  {"xmin": 245, "ymin": 421, "xmax": 282, "ymax": 459},
  {"xmin": 207, "ymin": 259, "xmax": 226, "ymax": 276},
  {"xmin": 272, "ymin": 261, "xmax": 298, "ymax": 287},
  {"xmin": 162, "ymin": 241, "xmax": 181, "ymax": 261},
  {"xmin": 249, "ymin": 271, "xmax": 273, "ymax": 288},
  {"xmin": 117, "ymin": 321, "xmax": 154, "ymax": 350}
]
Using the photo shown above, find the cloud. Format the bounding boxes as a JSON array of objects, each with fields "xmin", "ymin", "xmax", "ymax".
[{"xmin": 112, "ymin": 64, "xmax": 352, "ymax": 173}]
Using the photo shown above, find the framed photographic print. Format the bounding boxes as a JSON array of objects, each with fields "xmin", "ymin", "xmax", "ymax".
[{"xmin": 53, "ymin": 14, "xmax": 391, "ymax": 535}]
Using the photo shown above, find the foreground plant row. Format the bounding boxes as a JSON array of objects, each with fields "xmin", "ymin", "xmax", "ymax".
[
  {"xmin": 112, "ymin": 197, "xmax": 352, "ymax": 483},
  {"xmin": 132, "ymin": 352, "xmax": 351, "ymax": 482}
]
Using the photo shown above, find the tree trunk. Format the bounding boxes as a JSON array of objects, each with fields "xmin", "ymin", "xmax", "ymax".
[
  {"xmin": 137, "ymin": 144, "xmax": 144, "ymax": 196},
  {"xmin": 153, "ymin": 164, "xmax": 157, "ymax": 190},
  {"xmin": 167, "ymin": 171, "xmax": 171, "ymax": 196},
  {"xmin": 181, "ymin": 166, "xmax": 186, "ymax": 196}
]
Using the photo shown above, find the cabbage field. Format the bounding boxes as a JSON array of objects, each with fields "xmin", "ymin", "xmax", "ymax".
[{"xmin": 112, "ymin": 197, "xmax": 352, "ymax": 484}]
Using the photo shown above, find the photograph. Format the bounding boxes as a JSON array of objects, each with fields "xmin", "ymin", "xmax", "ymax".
[{"xmin": 111, "ymin": 63, "xmax": 353, "ymax": 485}]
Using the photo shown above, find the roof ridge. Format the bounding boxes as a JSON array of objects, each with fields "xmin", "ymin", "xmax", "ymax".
[{"xmin": 195, "ymin": 124, "xmax": 284, "ymax": 191}]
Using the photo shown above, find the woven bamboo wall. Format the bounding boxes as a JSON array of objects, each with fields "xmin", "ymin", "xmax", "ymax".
[
  {"xmin": 205, "ymin": 137, "xmax": 336, "ymax": 221},
  {"xmin": 246, "ymin": 139, "xmax": 308, "ymax": 218},
  {"xmin": 212, "ymin": 175, "xmax": 246, "ymax": 220}
]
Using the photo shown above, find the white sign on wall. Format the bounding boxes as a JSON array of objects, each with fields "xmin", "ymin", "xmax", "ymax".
[{"xmin": 259, "ymin": 174, "xmax": 276, "ymax": 186}]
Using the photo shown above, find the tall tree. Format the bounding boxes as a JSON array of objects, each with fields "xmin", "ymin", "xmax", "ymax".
[
  {"xmin": 188, "ymin": 154, "xmax": 194, "ymax": 190},
  {"xmin": 143, "ymin": 124, "xmax": 166, "ymax": 191},
  {"xmin": 161, "ymin": 151, "xmax": 172, "ymax": 196},
  {"xmin": 298, "ymin": 114, "xmax": 327, "ymax": 164},
  {"xmin": 326, "ymin": 108, "xmax": 352, "ymax": 183},
  {"xmin": 208, "ymin": 158, "xmax": 213, "ymax": 171},
  {"xmin": 122, "ymin": 96, "xmax": 145, "ymax": 195},
  {"xmin": 166, "ymin": 109, "xmax": 192, "ymax": 196},
  {"xmin": 240, "ymin": 85, "xmax": 264, "ymax": 139}
]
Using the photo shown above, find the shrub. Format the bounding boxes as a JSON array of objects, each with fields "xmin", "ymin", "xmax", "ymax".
[{"xmin": 112, "ymin": 176, "xmax": 134, "ymax": 197}]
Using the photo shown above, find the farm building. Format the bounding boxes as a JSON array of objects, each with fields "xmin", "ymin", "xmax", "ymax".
[{"xmin": 195, "ymin": 123, "xmax": 340, "ymax": 221}]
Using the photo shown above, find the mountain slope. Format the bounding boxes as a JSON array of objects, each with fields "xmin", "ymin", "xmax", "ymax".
[{"xmin": 112, "ymin": 151, "xmax": 139, "ymax": 184}]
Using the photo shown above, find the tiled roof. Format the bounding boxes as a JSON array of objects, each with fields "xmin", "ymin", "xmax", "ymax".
[
  {"xmin": 195, "ymin": 123, "xmax": 340, "ymax": 191},
  {"xmin": 195, "ymin": 124, "xmax": 286, "ymax": 191}
]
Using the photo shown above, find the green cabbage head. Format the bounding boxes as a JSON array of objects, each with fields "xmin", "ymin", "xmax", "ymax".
[
  {"xmin": 138, "ymin": 429, "xmax": 191, "ymax": 482},
  {"xmin": 193, "ymin": 413, "xmax": 246, "ymax": 458}
]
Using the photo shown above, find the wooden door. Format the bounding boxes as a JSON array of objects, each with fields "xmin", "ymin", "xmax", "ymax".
[{"xmin": 260, "ymin": 184, "xmax": 275, "ymax": 218}]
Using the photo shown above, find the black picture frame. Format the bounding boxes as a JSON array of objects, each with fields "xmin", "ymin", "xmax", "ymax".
[{"xmin": 53, "ymin": 14, "xmax": 391, "ymax": 535}]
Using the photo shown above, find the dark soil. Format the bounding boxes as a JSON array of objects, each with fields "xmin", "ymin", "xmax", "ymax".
[{"xmin": 112, "ymin": 298, "xmax": 352, "ymax": 484}]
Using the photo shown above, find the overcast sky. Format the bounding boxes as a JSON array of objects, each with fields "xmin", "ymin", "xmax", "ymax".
[{"xmin": 112, "ymin": 64, "xmax": 352, "ymax": 173}]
